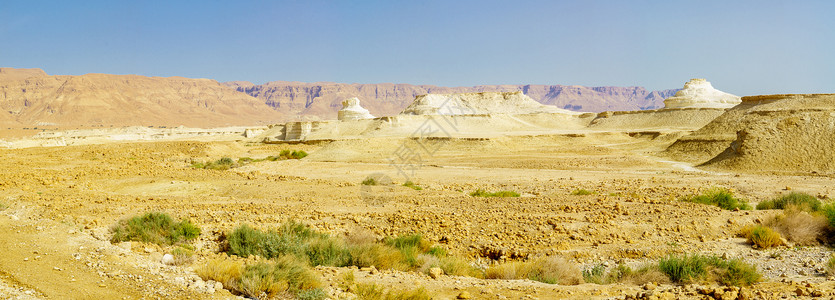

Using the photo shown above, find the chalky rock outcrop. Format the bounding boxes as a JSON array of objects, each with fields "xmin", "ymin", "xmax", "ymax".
[
  {"xmin": 400, "ymin": 91, "xmax": 579, "ymax": 116},
  {"xmin": 663, "ymin": 79, "xmax": 741, "ymax": 109},
  {"xmin": 337, "ymin": 97, "xmax": 375, "ymax": 121}
]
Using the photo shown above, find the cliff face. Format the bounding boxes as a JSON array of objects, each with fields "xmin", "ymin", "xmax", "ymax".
[
  {"xmin": 227, "ymin": 81, "xmax": 678, "ymax": 120},
  {"xmin": 0, "ymin": 69, "xmax": 284, "ymax": 128}
]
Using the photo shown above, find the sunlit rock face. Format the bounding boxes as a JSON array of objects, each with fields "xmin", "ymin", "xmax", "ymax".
[
  {"xmin": 337, "ymin": 97, "xmax": 375, "ymax": 121},
  {"xmin": 663, "ymin": 79, "xmax": 741, "ymax": 109}
]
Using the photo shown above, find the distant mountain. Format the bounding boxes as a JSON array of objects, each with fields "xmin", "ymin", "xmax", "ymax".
[
  {"xmin": 225, "ymin": 81, "xmax": 678, "ymax": 120},
  {"xmin": 0, "ymin": 68, "xmax": 284, "ymax": 128}
]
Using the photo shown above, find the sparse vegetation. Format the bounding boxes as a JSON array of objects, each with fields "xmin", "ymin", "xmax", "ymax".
[
  {"xmin": 191, "ymin": 150, "xmax": 308, "ymax": 170},
  {"xmin": 486, "ymin": 256, "xmax": 583, "ymax": 285},
  {"xmin": 658, "ymin": 254, "xmax": 760, "ymax": 286},
  {"xmin": 757, "ymin": 192, "xmax": 822, "ymax": 211},
  {"xmin": 823, "ymin": 203, "xmax": 835, "ymax": 228},
  {"xmin": 766, "ymin": 208, "xmax": 828, "ymax": 245},
  {"xmin": 571, "ymin": 189, "xmax": 594, "ymax": 195},
  {"xmin": 827, "ymin": 254, "xmax": 835, "ymax": 277},
  {"xmin": 470, "ymin": 189, "xmax": 520, "ymax": 197},
  {"xmin": 684, "ymin": 188, "xmax": 751, "ymax": 210},
  {"xmin": 341, "ymin": 271, "xmax": 431, "ymax": 300},
  {"xmin": 0, "ymin": 202, "xmax": 6, "ymax": 210},
  {"xmin": 110, "ymin": 212, "xmax": 200, "ymax": 245},
  {"xmin": 582, "ymin": 264, "xmax": 669, "ymax": 285},
  {"xmin": 362, "ymin": 177, "xmax": 379, "ymax": 186},
  {"xmin": 196, "ymin": 256, "xmax": 321, "ymax": 299},
  {"xmin": 402, "ymin": 181, "xmax": 422, "ymax": 190},
  {"xmin": 171, "ymin": 245, "xmax": 195, "ymax": 265}
]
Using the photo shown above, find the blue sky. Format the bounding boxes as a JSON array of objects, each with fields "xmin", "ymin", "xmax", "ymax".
[{"xmin": 2, "ymin": 0, "xmax": 833, "ymax": 95}]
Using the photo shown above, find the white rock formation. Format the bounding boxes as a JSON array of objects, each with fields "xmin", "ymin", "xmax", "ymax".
[
  {"xmin": 337, "ymin": 97, "xmax": 375, "ymax": 121},
  {"xmin": 401, "ymin": 91, "xmax": 580, "ymax": 115},
  {"xmin": 663, "ymin": 79, "xmax": 741, "ymax": 109}
]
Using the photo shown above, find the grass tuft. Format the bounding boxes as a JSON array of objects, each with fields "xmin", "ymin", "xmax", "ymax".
[
  {"xmin": 658, "ymin": 254, "xmax": 760, "ymax": 286},
  {"xmin": 362, "ymin": 177, "xmax": 378, "ymax": 186},
  {"xmin": 684, "ymin": 188, "xmax": 751, "ymax": 211},
  {"xmin": 766, "ymin": 208, "xmax": 828, "ymax": 245},
  {"xmin": 196, "ymin": 256, "xmax": 320, "ymax": 299},
  {"xmin": 110, "ymin": 212, "xmax": 200, "ymax": 245},
  {"xmin": 486, "ymin": 256, "xmax": 582, "ymax": 285},
  {"xmin": 571, "ymin": 189, "xmax": 594, "ymax": 195},
  {"xmin": 827, "ymin": 254, "xmax": 835, "ymax": 277},
  {"xmin": 402, "ymin": 181, "xmax": 423, "ymax": 190},
  {"xmin": 470, "ymin": 189, "xmax": 520, "ymax": 197},
  {"xmin": 745, "ymin": 225, "xmax": 783, "ymax": 248},
  {"xmin": 757, "ymin": 192, "xmax": 822, "ymax": 211}
]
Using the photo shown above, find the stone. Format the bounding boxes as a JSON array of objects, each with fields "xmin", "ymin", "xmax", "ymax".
[
  {"xmin": 662, "ymin": 79, "xmax": 741, "ymax": 109},
  {"xmin": 643, "ymin": 282, "xmax": 656, "ymax": 290},
  {"xmin": 161, "ymin": 254, "xmax": 175, "ymax": 265},
  {"xmin": 337, "ymin": 97, "xmax": 375, "ymax": 121},
  {"xmin": 457, "ymin": 291, "xmax": 472, "ymax": 299},
  {"xmin": 428, "ymin": 267, "xmax": 443, "ymax": 279}
]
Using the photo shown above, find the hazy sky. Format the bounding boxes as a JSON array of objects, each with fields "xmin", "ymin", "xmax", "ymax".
[{"xmin": 2, "ymin": 0, "xmax": 833, "ymax": 95}]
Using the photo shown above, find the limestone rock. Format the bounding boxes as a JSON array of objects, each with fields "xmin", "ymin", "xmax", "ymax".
[
  {"xmin": 337, "ymin": 97, "xmax": 375, "ymax": 121},
  {"xmin": 663, "ymin": 79, "xmax": 741, "ymax": 109},
  {"xmin": 428, "ymin": 267, "xmax": 443, "ymax": 279},
  {"xmin": 400, "ymin": 91, "xmax": 580, "ymax": 116},
  {"xmin": 161, "ymin": 254, "xmax": 175, "ymax": 265}
]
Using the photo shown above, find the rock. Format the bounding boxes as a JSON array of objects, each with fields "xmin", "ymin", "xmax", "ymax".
[
  {"xmin": 428, "ymin": 267, "xmax": 443, "ymax": 279},
  {"xmin": 337, "ymin": 97, "xmax": 375, "ymax": 121},
  {"xmin": 401, "ymin": 91, "xmax": 580, "ymax": 116},
  {"xmin": 117, "ymin": 242, "xmax": 132, "ymax": 251},
  {"xmin": 643, "ymin": 282, "xmax": 656, "ymax": 290},
  {"xmin": 662, "ymin": 79, "xmax": 741, "ymax": 109},
  {"xmin": 456, "ymin": 291, "xmax": 472, "ymax": 299},
  {"xmin": 161, "ymin": 254, "xmax": 175, "ymax": 265}
]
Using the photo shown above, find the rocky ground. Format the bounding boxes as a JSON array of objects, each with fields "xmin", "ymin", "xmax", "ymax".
[{"xmin": 1, "ymin": 135, "xmax": 834, "ymax": 299}]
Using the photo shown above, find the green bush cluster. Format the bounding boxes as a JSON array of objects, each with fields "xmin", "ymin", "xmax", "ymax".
[
  {"xmin": 110, "ymin": 212, "xmax": 200, "ymax": 245},
  {"xmin": 402, "ymin": 181, "xmax": 423, "ymax": 190},
  {"xmin": 684, "ymin": 188, "xmax": 751, "ymax": 210},
  {"xmin": 658, "ymin": 254, "xmax": 760, "ymax": 286},
  {"xmin": 757, "ymin": 192, "xmax": 822, "ymax": 211},
  {"xmin": 470, "ymin": 189, "xmax": 520, "ymax": 197}
]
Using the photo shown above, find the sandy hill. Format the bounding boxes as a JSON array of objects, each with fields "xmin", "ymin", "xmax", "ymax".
[
  {"xmin": 0, "ymin": 68, "xmax": 284, "ymax": 129},
  {"xmin": 225, "ymin": 81, "xmax": 678, "ymax": 120},
  {"xmin": 665, "ymin": 93, "xmax": 835, "ymax": 173}
]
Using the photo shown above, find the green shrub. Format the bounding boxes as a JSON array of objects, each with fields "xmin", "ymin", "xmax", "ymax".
[
  {"xmin": 757, "ymin": 192, "xmax": 822, "ymax": 211},
  {"xmin": 582, "ymin": 264, "xmax": 606, "ymax": 284},
  {"xmin": 227, "ymin": 222, "xmax": 345, "ymax": 266},
  {"xmin": 827, "ymin": 254, "xmax": 835, "ymax": 276},
  {"xmin": 823, "ymin": 203, "xmax": 835, "ymax": 228},
  {"xmin": 362, "ymin": 178, "xmax": 378, "ymax": 186},
  {"xmin": 279, "ymin": 150, "xmax": 308, "ymax": 160},
  {"xmin": 572, "ymin": 189, "xmax": 594, "ymax": 196},
  {"xmin": 470, "ymin": 189, "xmax": 520, "ymax": 197},
  {"xmin": 402, "ymin": 181, "xmax": 423, "ymax": 190},
  {"xmin": 110, "ymin": 212, "xmax": 200, "ymax": 245},
  {"xmin": 684, "ymin": 188, "xmax": 751, "ymax": 210},
  {"xmin": 747, "ymin": 226, "xmax": 782, "ymax": 248},
  {"xmin": 658, "ymin": 254, "xmax": 760, "ymax": 286}
]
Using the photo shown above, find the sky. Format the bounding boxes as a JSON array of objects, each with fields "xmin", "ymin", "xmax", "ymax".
[{"xmin": 2, "ymin": 0, "xmax": 834, "ymax": 95}]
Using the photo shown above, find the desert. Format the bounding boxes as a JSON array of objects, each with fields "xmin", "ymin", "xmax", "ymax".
[{"xmin": 1, "ymin": 66, "xmax": 835, "ymax": 300}]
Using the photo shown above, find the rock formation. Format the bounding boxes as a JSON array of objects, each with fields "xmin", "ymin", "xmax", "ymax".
[
  {"xmin": 665, "ymin": 93, "xmax": 835, "ymax": 173},
  {"xmin": 225, "ymin": 81, "xmax": 678, "ymax": 119},
  {"xmin": 337, "ymin": 97, "xmax": 375, "ymax": 121},
  {"xmin": 662, "ymin": 79, "xmax": 741, "ymax": 109},
  {"xmin": 401, "ymin": 91, "xmax": 579, "ymax": 116}
]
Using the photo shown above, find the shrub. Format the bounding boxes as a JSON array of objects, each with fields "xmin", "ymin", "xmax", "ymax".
[
  {"xmin": 402, "ymin": 181, "xmax": 422, "ymax": 190},
  {"xmin": 227, "ymin": 222, "xmax": 346, "ymax": 266},
  {"xmin": 197, "ymin": 256, "xmax": 321, "ymax": 299},
  {"xmin": 582, "ymin": 264, "xmax": 668, "ymax": 285},
  {"xmin": 747, "ymin": 226, "xmax": 783, "ymax": 248},
  {"xmin": 823, "ymin": 203, "xmax": 835, "ymax": 228},
  {"xmin": 658, "ymin": 254, "xmax": 759, "ymax": 286},
  {"xmin": 362, "ymin": 177, "xmax": 378, "ymax": 186},
  {"xmin": 346, "ymin": 243, "xmax": 407, "ymax": 270},
  {"xmin": 110, "ymin": 212, "xmax": 200, "ymax": 245},
  {"xmin": 279, "ymin": 150, "xmax": 308, "ymax": 160},
  {"xmin": 171, "ymin": 246, "xmax": 194, "ymax": 266},
  {"xmin": 354, "ymin": 283, "xmax": 431, "ymax": 300},
  {"xmin": 470, "ymin": 189, "xmax": 520, "ymax": 197},
  {"xmin": 766, "ymin": 209, "xmax": 828, "ymax": 245},
  {"xmin": 486, "ymin": 256, "xmax": 582, "ymax": 285},
  {"xmin": 192, "ymin": 157, "xmax": 237, "ymax": 170},
  {"xmin": 684, "ymin": 188, "xmax": 751, "ymax": 210},
  {"xmin": 582, "ymin": 265, "xmax": 606, "ymax": 284},
  {"xmin": 827, "ymin": 254, "xmax": 835, "ymax": 277},
  {"xmin": 571, "ymin": 189, "xmax": 594, "ymax": 196},
  {"xmin": 757, "ymin": 192, "xmax": 822, "ymax": 211}
]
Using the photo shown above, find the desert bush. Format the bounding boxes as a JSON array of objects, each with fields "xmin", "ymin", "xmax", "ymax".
[
  {"xmin": 346, "ymin": 243, "xmax": 407, "ymax": 270},
  {"xmin": 0, "ymin": 203, "xmax": 7, "ymax": 210},
  {"xmin": 362, "ymin": 177, "xmax": 378, "ymax": 186},
  {"xmin": 571, "ymin": 189, "xmax": 594, "ymax": 195},
  {"xmin": 823, "ymin": 203, "xmax": 835, "ymax": 228},
  {"xmin": 197, "ymin": 256, "xmax": 321, "ymax": 299},
  {"xmin": 684, "ymin": 188, "xmax": 751, "ymax": 211},
  {"xmin": 402, "ymin": 181, "xmax": 422, "ymax": 190},
  {"xmin": 757, "ymin": 192, "xmax": 822, "ymax": 211},
  {"xmin": 354, "ymin": 283, "xmax": 431, "ymax": 300},
  {"xmin": 486, "ymin": 256, "xmax": 582, "ymax": 285},
  {"xmin": 827, "ymin": 254, "xmax": 835, "ymax": 276},
  {"xmin": 171, "ymin": 245, "xmax": 194, "ymax": 266},
  {"xmin": 658, "ymin": 254, "xmax": 759, "ymax": 286},
  {"xmin": 582, "ymin": 265, "xmax": 606, "ymax": 284},
  {"xmin": 227, "ymin": 222, "xmax": 347, "ymax": 266},
  {"xmin": 582, "ymin": 264, "xmax": 668, "ymax": 285},
  {"xmin": 470, "ymin": 189, "xmax": 520, "ymax": 197},
  {"xmin": 766, "ymin": 208, "xmax": 828, "ymax": 245},
  {"xmin": 110, "ymin": 212, "xmax": 200, "ymax": 245},
  {"xmin": 278, "ymin": 149, "xmax": 308, "ymax": 160},
  {"xmin": 746, "ymin": 225, "xmax": 783, "ymax": 248}
]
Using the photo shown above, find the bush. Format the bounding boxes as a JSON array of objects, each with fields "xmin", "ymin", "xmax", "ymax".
[
  {"xmin": 110, "ymin": 212, "xmax": 200, "ymax": 245},
  {"xmin": 746, "ymin": 226, "xmax": 783, "ymax": 248},
  {"xmin": 362, "ymin": 177, "xmax": 378, "ymax": 186},
  {"xmin": 827, "ymin": 254, "xmax": 835, "ymax": 277},
  {"xmin": 486, "ymin": 256, "xmax": 582, "ymax": 285},
  {"xmin": 571, "ymin": 189, "xmax": 594, "ymax": 196},
  {"xmin": 658, "ymin": 254, "xmax": 760, "ymax": 286},
  {"xmin": 227, "ymin": 222, "xmax": 346, "ymax": 266},
  {"xmin": 757, "ymin": 192, "xmax": 822, "ymax": 211},
  {"xmin": 171, "ymin": 246, "xmax": 194, "ymax": 266},
  {"xmin": 196, "ymin": 256, "xmax": 321, "ymax": 299},
  {"xmin": 823, "ymin": 203, "xmax": 835, "ymax": 228},
  {"xmin": 684, "ymin": 188, "xmax": 751, "ymax": 210},
  {"xmin": 279, "ymin": 150, "xmax": 308, "ymax": 160},
  {"xmin": 354, "ymin": 283, "xmax": 431, "ymax": 300},
  {"xmin": 470, "ymin": 189, "xmax": 520, "ymax": 197},
  {"xmin": 582, "ymin": 264, "xmax": 668, "ymax": 285},
  {"xmin": 766, "ymin": 209, "xmax": 828, "ymax": 245},
  {"xmin": 402, "ymin": 181, "xmax": 422, "ymax": 190}
]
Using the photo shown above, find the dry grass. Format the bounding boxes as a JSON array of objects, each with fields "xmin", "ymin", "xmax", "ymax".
[
  {"xmin": 486, "ymin": 256, "xmax": 582, "ymax": 285},
  {"xmin": 827, "ymin": 254, "xmax": 835, "ymax": 277},
  {"xmin": 196, "ymin": 258, "xmax": 244, "ymax": 290},
  {"xmin": 196, "ymin": 256, "xmax": 321, "ymax": 299},
  {"xmin": 583, "ymin": 264, "xmax": 669, "ymax": 285},
  {"xmin": 766, "ymin": 207, "xmax": 829, "ymax": 245}
]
